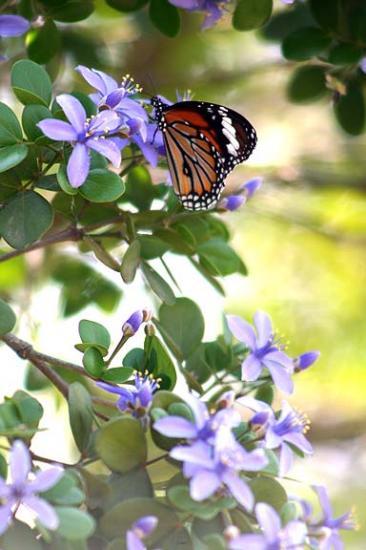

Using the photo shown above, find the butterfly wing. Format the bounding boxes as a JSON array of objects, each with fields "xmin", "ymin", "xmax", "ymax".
[{"xmin": 160, "ymin": 100, "xmax": 257, "ymax": 210}]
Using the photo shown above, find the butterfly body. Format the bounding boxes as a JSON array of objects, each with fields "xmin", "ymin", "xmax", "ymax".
[{"xmin": 152, "ymin": 96, "xmax": 257, "ymax": 210}]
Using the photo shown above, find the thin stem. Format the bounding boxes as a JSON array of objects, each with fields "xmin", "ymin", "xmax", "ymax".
[
  {"xmin": 145, "ymin": 453, "xmax": 169, "ymax": 467},
  {"xmin": 105, "ymin": 334, "xmax": 130, "ymax": 367}
]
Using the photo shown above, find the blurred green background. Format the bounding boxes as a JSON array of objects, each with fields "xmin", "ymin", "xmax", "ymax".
[{"xmin": 0, "ymin": 0, "xmax": 365, "ymax": 546}]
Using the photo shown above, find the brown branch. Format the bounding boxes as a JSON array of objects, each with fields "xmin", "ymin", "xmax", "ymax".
[
  {"xmin": 0, "ymin": 334, "xmax": 116, "ymax": 413},
  {"xmin": 0, "ymin": 216, "xmax": 124, "ymax": 264}
]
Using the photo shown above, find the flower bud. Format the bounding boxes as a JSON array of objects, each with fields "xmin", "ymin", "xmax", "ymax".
[
  {"xmin": 294, "ymin": 351, "xmax": 320, "ymax": 372},
  {"xmin": 122, "ymin": 310, "xmax": 144, "ymax": 336}
]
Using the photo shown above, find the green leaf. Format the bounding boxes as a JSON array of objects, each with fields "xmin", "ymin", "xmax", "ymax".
[
  {"xmin": 0, "ymin": 102, "xmax": 23, "ymax": 146},
  {"xmin": 79, "ymin": 319, "xmax": 111, "ymax": 356},
  {"xmin": 138, "ymin": 235, "xmax": 170, "ymax": 260},
  {"xmin": 249, "ymin": 477, "xmax": 287, "ymax": 511},
  {"xmin": 0, "ymin": 190, "xmax": 53, "ymax": 249},
  {"xmin": 120, "ymin": 240, "xmax": 141, "ymax": 283},
  {"xmin": 79, "ymin": 169, "xmax": 125, "ymax": 203},
  {"xmin": 104, "ymin": 469, "xmax": 154, "ymax": 508},
  {"xmin": 83, "ymin": 347, "xmax": 105, "ymax": 377},
  {"xmin": 100, "ymin": 497, "xmax": 178, "ymax": 542},
  {"xmin": 1, "ymin": 521, "xmax": 43, "ymax": 550},
  {"xmin": 41, "ymin": 471, "xmax": 85, "ymax": 506},
  {"xmin": 12, "ymin": 390, "xmax": 43, "ymax": 428},
  {"xmin": 309, "ymin": 0, "xmax": 341, "ymax": 33},
  {"xmin": 22, "ymin": 104, "xmax": 52, "ymax": 141},
  {"xmin": 68, "ymin": 382, "xmax": 93, "ymax": 452},
  {"xmin": 106, "ymin": 0, "xmax": 148, "ymax": 12},
  {"xmin": 0, "ymin": 144, "xmax": 28, "ymax": 173},
  {"xmin": 287, "ymin": 66, "xmax": 327, "ymax": 104},
  {"xmin": 198, "ymin": 238, "xmax": 247, "ymax": 276},
  {"xmin": 328, "ymin": 43, "xmax": 364, "ymax": 65},
  {"xmin": 123, "ymin": 348, "xmax": 145, "ymax": 370},
  {"xmin": 149, "ymin": 0, "xmax": 180, "ymax": 37},
  {"xmin": 46, "ymin": 0, "xmax": 94, "ymax": 22},
  {"xmin": 123, "ymin": 165, "xmax": 158, "ymax": 210},
  {"xmin": 233, "ymin": 0, "xmax": 273, "ymax": 31},
  {"xmin": 26, "ymin": 19, "xmax": 61, "ymax": 64},
  {"xmin": 101, "ymin": 367, "xmax": 134, "ymax": 383},
  {"xmin": 0, "ymin": 299, "xmax": 16, "ymax": 335},
  {"xmin": 168, "ymin": 485, "xmax": 234, "ymax": 521},
  {"xmin": 96, "ymin": 417, "xmax": 147, "ymax": 472},
  {"xmin": 282, "ymin": 27, "xmax": 331, "ymax": 61},
  {"xmin": 158, "ymin": 298, "xmax": 204, "ymax": 359},
  {"xmin": 261, "ymin": 3, "xmax": 314, "ymax": 42},
  {"xmin": 84, "ymin": 236, "xmax": 120, "ymax": 271},
  {"xmin": 142, "ymin": 262, "xmax": 176, "ymax": 305},
  {"xmin": 334, "ymin": 84, "xmax": 366, "ymax": 136},
  {"xmin": 144, "ymin": 335, "xmax": 177, "ymax": 390},
  {"xmin": 255, "ymin": 384, "xmax": 274, "ymax": 405},
  {"xmin": 55, "ymin": 507, "xmax": 95, "ymax": 540},
  {"xmin": 11, "ymin": 60, "xmax": 52, "ymax": 107}
]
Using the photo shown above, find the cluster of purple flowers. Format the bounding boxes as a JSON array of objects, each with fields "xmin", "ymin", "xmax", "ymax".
[
  {"xmin": 0, "ymin": 440, "xmax": 63, "ymax": 535},
  {"xmin": 38, "ymin": 67, "xmax": 163, "ymax": 188},
  {"xmin": 227, "ymin": 310, "xmax": 320, "ymax": 393},
  {"xmin": 154, "ymin": 391, "xmax": 267, "ymax": 510},
  {"xmin": 168, "ymin": 0, "xmax": 229, "ymax": 29},
  {"xmin": 126, "ymin": 515, "xmax": 158, "ymax": 550}
]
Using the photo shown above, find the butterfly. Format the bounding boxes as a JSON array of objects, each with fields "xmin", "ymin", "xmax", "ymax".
[{"xmin": 152, "ymin": 96, "xmax": 257, "ymax": 211}]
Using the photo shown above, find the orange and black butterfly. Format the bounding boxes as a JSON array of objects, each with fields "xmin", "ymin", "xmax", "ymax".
[{"xmin": 151, "ymin": 96, "xmax": 257, "ymax": 211}]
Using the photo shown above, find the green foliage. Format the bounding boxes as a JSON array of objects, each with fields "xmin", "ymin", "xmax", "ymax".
[
  {"xmin": 106, "ymin": 0, "xmax": 148, "ymax": 14},
  {"xmin": 0, "ymin": 299, "xmax": 16, "ymax": 335},
  {"xmin": 26, "ymin": 19, "xmax": 61, "ymax": 64},
  {"xmin": 0, "ymin": 103, "xmax": 24, "ymax": 146},
  {"xmin": 11, "ymin": 60, "xmax": 52, "ymax": 106},
  {"xmin": 0, "ymin": 390, "xmax": 43, "ymax": 437},
  {"xmin": 0, "ymin": 190, "xmax": 53, "ymax": 249},
  {"xmin": 120, "ymin": 240, "xmax": 141, "ymax": 283},
  {"xmin": 78, "ymin": 320, "xmax": 111, "ymax": 356},
  {"xmin": 157, "ymin": 298, "xmax": 205, "ymax": 360},
  {"xmin": 233, "ymin": 0, "xmax": 273, "ymax": 31},
  {"xmin": 96, "ymin": 417, "xmax": 147, "ymax": 472},
  {"xmin": 334, "ymin": 84, "xmax": 366, "ymax": 136},
  {"xmin": 287, "ymin": 66, "xmax": 327, "ymax": 103},
  {"xmin": 68, "ymin": 382, "xmax": 94, "ymax": 452},
  {"xmin": 149, "ymin": 0, "xmax": 181, "ymax": 37},
  {"xmin": 79, "ymin": 170, "xmax": 125, "ymax": 203},
  {"xmin": 142, "ymin": 262, "xmax": 176, "ymax": 305},
  {"xmin": 282, "ymin": 27, "xmax": 331, "ymax": 61},
  {"xmin": 55, "ymin": 507, "xmax": 95, "ymax": 540}
]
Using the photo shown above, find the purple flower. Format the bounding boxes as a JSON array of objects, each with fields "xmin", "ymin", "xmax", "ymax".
[
  {"xmin": 308, "ymin": 486, "xmax": 357, "ymax": 549},
  {"xmin": 76, "ymin": 66, "xmax": 147, "ymax": 137},
  {"xmin": 97, "ymin": 371, "xmax": 159, "ymax": 424},
  {"xmin": 168, "ymin": 0, "xmax": 229, "ymax": 29},
  {"xmin": 0, "ymin": 440, "xmax": 63, "ymax": 535},
  {"xmin": 360, "ymin": 57, "xmax": 366, "ymax": 73},
  {"xmin": 219, "ymin": 177, "xmax": 262, "ymax": 211},
  {"xmin": 227, "ymin": 502, "xmax": 307, "ymax": 549},
  {"xmin": 122, "ymin": 309, "xmax": 151, "ymax": 336},
  {"xmin": 171, "ymin": 428, "xmax": 267, "ymax": 510},
  {"xmin": 38, "ymin": 94, "xmax": 122, "ymax": 187},
  {"xmin": 154, "ymin": 392, "xmax": 241, "ymax": 444},
  {"xmin": 294, "ymin": 350, "xmax": 320, "ymax": 372},
  {"xmin": 240, "ymin": 397, "xmax": 312, "ymax": 476},
  {"xmin": 126, "ymin": 515, "xmax": 158, "ymax": 550},
  {"xmin": 0, "ymin": 15, "xmax": 30, "ymax": 37},
  {"xmin": 154, "ymin": 394, "xmax": 267, "ymax": 510},
  {"xmin": 227, "ymin": 311, "xmax": 294, "ymax": 393}
]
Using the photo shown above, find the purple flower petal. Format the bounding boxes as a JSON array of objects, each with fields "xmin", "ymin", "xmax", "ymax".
[
  {"xmin": 253, "ymin": 311, "xmax": 273, "ymax": 348},
  {"xmin": 168, "ymin": 0, "xmax": 199, "ymax": 9},
  {"xmin": 202, "ymin": 4, "xmax": 222, "ymax": 29},
  {"xmin": 227, "ymin": 315, "xmax": 256, "ymax": 349},
  {"xmin": 22, "ymin": 495, "xmax": 59, "ymax": 530},
  {"xmin": 0, "ymin": 478, "xmax": 10, "ymax": 499},
  {"xmin": 255, "ymin": 503, "xmax": 281, "ymax": 543},
  {"xmin": 229, "ymin": 534, "xmax": 267, "ymax": 550},
  {"xmin": 133, "ymin": 135, "xmax": 159, "ymax": 167},
  {"xmin": 283, "ymin": 520, "xmax": 307, "ymax": 546},
  {"xmin": 241, "ymin": 177, "xmax": 262, "ymax": 199},
  {"xmin": 132, "ymin": 515, "xmax": 158, "ymax": 537},
  {"xmin": 170, "ymin": 441, "xmax": 212, "ymax": 467},
  {"xmin": 279, "ymin": 442, "xmax": 293, "ymax": 476},
  {"xmin": 242, "ymin": 449, "xmax": 268, "ymax": 471},
  {"xmin": 10, "ymin": 440, "xmax": 31, "ymax": 485},
  {"xmin": 238, "ymin": 396, "xmax": 272, "ymax": 415},
  {"xmin": 313, "ymin": 485, "xmax": 333, "ymax": 521},
  {"xmin": 223, "ymin": 471, "xmax": 254, "ymax": 510},
  {"xmin": 0, "ymin": 15, "xmax": 30, "ymax": 37},
  {"xmin": 294, "ymin": 351, "xmax": 320, "ymax": 371},
  {"xmin": 154, "ymin": 416, "xmax": 197, "ymax": 439},
  {"xmin": 184, "ymin": 393, "xmax": 209, "ymax": 431},
  {"xmin": 29, "ymin": 467, "xmax": 63, "ymax": 493},
  {"xmin": 89, "ymin": 110, "xmax": 122, "ymax": 134},
  {"xmin": 241, "ymin": 354, "xmax": 262, "ymax": 381},
  {"xmin": 57, "ymin": 94, "xmax": 86, "ymax": 134},
  {"xmin": 37, "ymin": 119, "xmax": 77, "ymax": 142},
  {"xmin": 126, "ymin": 530, "xmax": 145, "ymax": 550},
  {"xmin": 97, "ymin": 381, "xmax": 134, "ymax": 398},
  {"xmin": 75, "ymin": 65, "xmax": 118, "ymax": 96},
  {"xmin": 67, "ymin": 143, "xmax": 90, "ymax": 188},
  {"xmin": 87, "ymin": 138, "xmax": 121, "ymax": 167},
  {"xmin": 284, "ymin": 432, "xmax": 312, "ymax": 454},
  {"xmin": 190, "ymin": 470, "xmax": 221, "ymax": 501},
  {"xmin": 0, "ymin": 503, "xmax": 12, "ymax": 536},
  {"xmin": 264, "ymin": 360, "xmax": 294, "ymax": 394},
  {"xmin": 221, "ymin": 195, "xmax": 245, "ymax": 211},
  {"xmin": 265, "ymin": 350, "xmax": 293, "ymax": 369}
]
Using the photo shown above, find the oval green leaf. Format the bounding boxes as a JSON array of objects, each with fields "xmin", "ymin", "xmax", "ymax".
[
  {"xmin": 68, "ymin": 382, "xmax": 93, "ymax": 452},
  {"xmin": 142, "ymin": 262, "xmax": 176, "ymax": 305},
  {"xmin": 149, "ymin": 0, "xmax": 180, "ymax": 37},
  {"xmin": 11, "ymin": 60, "xmax": 52, "ymax": 107},
  {"xmin": 0, "ymin": 190, "xmax": 53, "ymax": 249},
  {"xmin": 0, "ymin": 102, "xmax": 23, "ymax": 146},
  {"xmin": 95, "ymin": 417, "xmax": 147, "ymax": 472},
  {"xmin": 233, "ymin": 0, "xmax": 273, "ymax": 31},
  {"xmin": 55, "ymin": 507, "xmax": 95, "ymax": 540},
  {"xmin": 287, "ymin": 66, "xmax": 327, "ymax": 103},
  {"xmin": 0, "ymin": 144, "xmax": 28, "ymax": 174},
  {"xmin": 79, "ymin": 169, "xmax": 125, "ymax": 203},
  {"xmin": 0, "ymin": 299, "xmax": 16, "ymax": 336},
  {"xmin": 282, "ymin": 27, "xmax": 331, "ymax": 61},
  {"xmin": 79, "ymin": 319, "xmax": 111, "ymax": 355}
]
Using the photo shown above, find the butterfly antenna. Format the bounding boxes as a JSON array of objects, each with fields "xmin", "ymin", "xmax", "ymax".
[{"xmin": 143, "ymin": 72, "xmax": 157, "ymax": 99}]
